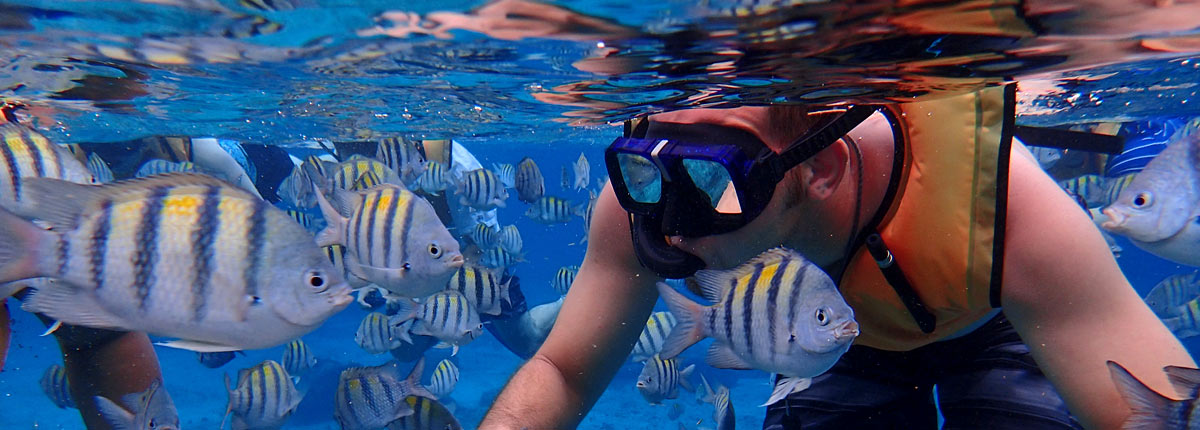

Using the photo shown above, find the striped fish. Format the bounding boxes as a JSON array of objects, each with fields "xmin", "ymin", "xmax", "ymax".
[
  {"xmin": 2, "ymin": 173, "xmax": 353, "ymax": 351},
  {"xmin": 1104, "ymin": 174, "xmax": 1136, "ymax": 207},
  {"xmin": 376, "ymin": 137, "xmax": 427, "ymax": 186},
  {"xmin": 323, "ymin": 244, "xmax": 369, "ymax": 288},
  {"xmin": 238, "ymin": 0, "xmax": 297, "ymax": 12},
  {"xmin": 457, "ymin": 168, "xmax": 508, "ymax": 210},
  {"xmin": 1145, "ymin": 271, "xmax": 1200, "ymax": 317},
  {"xmin": 1164, "ymin": 297, "xmax": 1200, "ymax": 340},
  {"xmin": 351, "ymin": 170, "xmax": 384, "ymax": 191},
  {"xmin": 87, "ymin": 153, "xmax": 114, "ymax": 184},
  {"xmin": 636, "ymin": 354, "xmax": 695, "ymax": 404},
  {"xmin": 631, "ymin": 311, "xmax": 677, "ymax": 362},
  {"xmin": 40, "ymin": 364, "xmax": 75, "ymax": 409},
  {"xmin": 385, "ymin": 395, "xmax": 463, "ymax": 430},
  {"xmin": 551, "ymin": 265, "xmax": 578, "ymax": 295},
  {"xmin": 0, "ymin": 123, "xmax": 95, "ymax": 211},
  {"xmin": 427, "ymin": 358, "xmax": 459, "ymax": 398},
  {"xmin": 135, "ymin": 159, "xmax": 196, "ymax": 178},
  {"xmin": 223, "ymin": 360, "xmax": 302, "ymax": 430},
  {"xmin": 498, "ymin": 224, "xmax": 523, "ymax": 255},
  {"xmin": 480, "ymin": 247, "xmax": 522, "ymax": 271},
  {"xmin": 447, "ymin": 264, "xmax": 510, "ymax": 316},
  {"xmin": 514, "ymin": 157, "xmax": 544, "ymax": 203},
  {"xmin": 286, "ymin": 209, "xmax": 315, "ymax": 231},
  {"xmin": 94, "ymin": 380, "xmax": 178, "ymax": 430},
  {"xmin": 525, "ymin": 196, "xmax": 584, "ymax": 224},
  {"xmin": 313, "ymin": 183, "xmax": 463, "ymax": 298},
  {"xmin": 491, "ymin": 162, "xmax": 515, "ymax": 188},
  {"xmin": 417, "ymin": 161, "xmax": 450, "ymax": 196},
  {"xmin": 1108, "ymin": 361, "xmax": 1200, "ymax": 430},
  {"xmin": 331, "ymin": 159, "xmax": 402, "ymax": 191},
  {"xmin": 581, "ymin": 190, "xmax": 599, "ymax": 244},
  {"xmin": 699, "ymin": 374, "xmax": 735, "ymax": 430},
  {"xmin": 656, "ymin": 247, "xmax": 858, "ymax": 406},
  {"xmin": 1058, "ymin": 175, "xmax": 1106, "ymax": 208},
  {"xmin": 304, "ymin": 155, "xmax": 330, "ymax": 179},
  {"xmin": 395, "ymin": 291, "xmax": 484, "ymax": 353},
  {"xmin": 277, "ymin": 166, "xmax": 316, "ymax": 209},
  {"xmin": 470, "ymin": 222, "xmax": 499, "ymax": 250},
  {"xmin": 355, "ymin": 312, "xmax": 406, "ymax": 354},
  {"xmin": 281, "ymin": 339, "xmax": 316, "ymax": 376},
  {"xmin": 335, "ymin": 358, "xmax": 435, "ymax": 430}
]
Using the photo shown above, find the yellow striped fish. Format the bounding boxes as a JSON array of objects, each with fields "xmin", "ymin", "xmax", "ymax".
[
  {"xmin": 447, "ymin": 264, "xmax": 510, "ymax": 316},
  {"xmin": 551, "ymin": 265, "xmax": 578, "ymax": 295},
  {"xmin": 355, "ymin": 312, "xmax": 405, "ymax": 354},
  {"xmin": 417, "ymin": 161, "xmax": 450, "ymax": 196},
  {"xmin": 491, "ymin": 162, "xmax": 515, "ymax": 188},
  {"xmin": 498, "ymin": 224, "xmax": 522, "ymax": 254},
  {"xmin": 636, "ymin": 354, "xmax": 694, "ymax": 404},
  {"xmin": 87, "ymin": 153, "xmax": 114, "ymax": 184},
  {"xmin": 514, "ymin": 157, "xmax": 544, "ymax": 203},
  {"xmin": 470, "ymin": 222, "xmax": 499, "ymax": 250},
  {"xmin": 40, "ymin": 363, "xmax": 75, "ymax": 409},
  {"xmin": 281, "ymin": 339, "xmax": 316, "ymax": 376},
  {"xmin": 385, "ymin": 395, "xmax": 463, "ymax": 430},
  {"xmin": 457, "ymin": 168, "xmax": 508, "ymax": 210},
  {"xmin": 1164, "ymin": 297, "xmax": 1200, "ymax": 340},
  {"xmin": 286, "ymin": 209, "xmax": 315, "ymax": 231},
  {"xmin": 223, "ymin": 360, "xmax": 302, "ymax": 430},
  {"xmin": 314, "ymin": 184, "xmax": 463, "ymax": 298},
  {"xmin": 376, "ymin": 137, "xmax": 427, "ymax": 186},
  {"xmin": 1145, "ymin": 271, "xmax": 1200, "ymax": 317},
  {"xmin": 395, "ymin": 290, "xmax": 483, "ymax": 353},
  {"xmin": 304, "ymin": 155, "xmax": 329, "ymax": 178},
  {"xmin": 700, "ymin": 374, "xmax": 735, "ymax": 430},
  {"xmin": 335, "ymin": 358, "xmax": 435, "ymax": 430},
  {"xmin": 427, "ymin": 358, "xmax": 459, "ymax": 398},
  {"xmin": 630, "ymin": 311, "xmax": 677, "ymax": 362},
  {"xmin": 525, "ymin": 196, "xmax": 584, "ymax": 224},
  {"xmin": 480, "ymin": 247, "xmax": 522, "ymax": 271},
  {"xmin": 0, "ymin": 123, "xmax": 95, "ymax": 210},
  {"xmin": 2, "ymin": 173, "xmax": 353, "ymax": 351},
  {"xmin": 350, "ymin": 170, "xmax": 383, "ymax": 191},
  {"xmin": 656, "ymin": 247, "xmax": 858, "ymax": 406},
  {"xmin": 278, "ymin": 166, "xmax": 316, "ymax": 209},
  {"xmin": 1104, "ymin": 174, "xmax": 1136, "ymax": 207},
  {"xmin": 331, "ymin": 159, "xmax": 401, "ymax": 191},
  {"xmin": 1058, "ymin": 174, "xmax": 1106, "ymax": 208},
  {"xmin": 135, "ymin": 159, "xmax": 196, "ymax": 178}
]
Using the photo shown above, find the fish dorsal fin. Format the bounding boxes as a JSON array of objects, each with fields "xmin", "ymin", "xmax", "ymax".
[
  {"xmin": 692, "ymin": 247, "xmax": 794, "ymax": 302},
  {"xmin": 1165, "ymin": 365, "xmax": 1200, "ymax": 398},
  {"xmin": 406, "ymin": 357, "xmax": 426, "ymax": 386},
  {"xmin": 23, "ymin": 173, "xmax": 236, "ymax": 231}
]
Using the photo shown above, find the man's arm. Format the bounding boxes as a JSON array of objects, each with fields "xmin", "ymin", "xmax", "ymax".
[
  {"xmin": 481, "ymin": 184, "xmax": 660, "ymax": 429},
  {"xmin": 1001, "ymin": 144, "xmax": 1196, "ymax": 429}
]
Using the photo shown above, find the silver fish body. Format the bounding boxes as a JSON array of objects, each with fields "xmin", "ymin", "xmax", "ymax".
[
  {"xmin": 630, "ymin": 311, "xmax": 677, "ymax": 362},
  {"xmin": 87, "ymin": 153, "xmax": 114, "ymax": 184},
  {"xmin": 135, "ymin": 159, "xmax": 196, "ymax": 178},
  {"xmin": 1058, "ymin": 174, "xmax": 1107, "ymax": 208},
  {"xmin": 1145, "ymin": 272, "xmax": 1200, "ymax": 317},
  {"xmin": 524, "ymin": 196, "xmax": 583, "ymax": 224},
  {"xmin": 700, "ymin": 374, "xmax": 735, "ymax": 430},
  {"xmin": 277, "ymin": 167, "xmax": 316, "ymax": 209},
  {"xmin": 385, "ymin": 395, "xmax": 463, "ymax": 430},
  {"xmin": 356, "ymin": 311, "xmax": 406, "ymax": 354},
  {"xmin": 40, "ymin": 363, "xmax": 75, "ymax": 409},
  {"xmin": 457, "ymin": 168, "xmax": 508, "ymax": 210},
  {"xmin": 0, "ymin": 123, "xmax": 96, "ymax": 211},
  {"xmin": 335, "ymin": 358, "xmax": 436, "ymax": 430},
  {"xmin": 417, "ymin": 161, "xmax": 450, "ymax": 196},
  {"xmin": 224, "ymin": 360, "xmax": 301, "ymax": 430},
  {"xmin": 377, "ymin": 137, "xmax": 427, "ymax": 186},
  {"xmin": 514, "ymin": 157, "xmax": 544, "ymax": 203},
  {"xmin": 398, "ymin": 290, "xmax": 484, "ymax": 348},
  {"xmin": 655, "ymin": 247, "xmax": 858, "ymax": 406},
  {"xmin": 315, "ymin": 184, "xmax": 464, "ymax": 298},
  {"xmin": 95, "ymin": 380, "xmax": 179, "ymax": 430},
  {"xmin": 498, "ymin": 224, "xmax": 523, "ymax": 254},
  {"xmin": 330, "ymin": 159, "xmax": 403, "ymax": 191},
  {"xmin": 551, "ymin": 265, "xmax": 578, "ymax": 295},
  {"xmin": 492, "ymin": 162, "xmax": 515, "ymax": 189},
  {"xmin": 447, "ymin": 264, "xmax": 509, "ymax": 316},
  {"xmin": 427, "ymin": 358, "xmax": 460, "ymax": 398},
  {"xmin": 281, "ymin": 339, "xmax": 317, "ymax": 376},
  {"xmin": 480, "ymin": 247, "xmax": 522, "ymax": 271},
  {"xmin": 5, "ymin": 174, "xmax": 353, "ymax": 351},
  {"xmin": 636, "ymin": 354, "xmax": 694, "ymax": 404},
  {"xmin": 572, "ymin": 153, "xmax": 590, "ymax": 191},
  {"xmin": 470, "ymin": 222, "xmax": 499, "ymax": 250},
  {"xmin": 1103, "ymin": 130, "xmax": 1200, "ymax": 243}
]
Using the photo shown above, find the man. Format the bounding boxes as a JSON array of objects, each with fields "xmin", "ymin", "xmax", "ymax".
[{"xmin": 479, "ymin": 86, "xmax": 1196, "ymax": 429}]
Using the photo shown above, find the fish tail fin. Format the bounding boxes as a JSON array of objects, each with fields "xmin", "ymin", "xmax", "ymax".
[
  {"xmin": 572, "ymin": 203, "xmax": 587, "ymax": 217},
  {"xmin": 221, "ymin": 373, "xmax": 234, "ymax": 430},
  {"xmin": 0, "ymin": 207, "xmax": 50, "ymax": 283},
  {"xmin": 764, "ymin": 377, "xmax": 811, "ymax": 407},
  {"xmin": 699, "ymin": 373, "xmax": 716, "ymax": 404},
  {"xmin": 312, "ymin": 184, "xmax": 347, "ymax": 247},
  {"xmin": 678, "ymin": 364, "xmax": 695, "ymax": 393},
  {"xmin": 1107, "ymin": 361, "xmax": 1173, "ymax": 430},
  {"xmin": 655, "ymin": 282, "xmax": 706, "ymax": 359}
]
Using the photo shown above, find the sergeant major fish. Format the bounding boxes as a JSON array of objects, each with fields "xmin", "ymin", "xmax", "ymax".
[
  {"xmin": 0, "ymin": 123, "xmax": 96, "ymax": 211},
  {"xmin": 498, "ymin": 224, "xmax": 523, "ymax": 254},
  {"xmin": 335, "ymin": 358, "xmax": 436, "ymax": 430},
  {"xmin": 572, "ymin": 153, "xmax": 590, "ymax": 191},
  {"xmin": 656, "ymin": 247, "xmax": 858, "ymax": 406},
  {"xmin": 470, "ymin": 222, "xmax": 499, "ymax": 250},
  {"xmin": 385, "ymin": 395, "xmax": 463, "ymax": 430},
  {"xmin": 87, "ymin": 153, "xmax": 114, "ymax": 184},
  {"xmin": 40, "ymin": 363, "xmax": 75, "ymax": 409},
  {"xmin": 551, "ymin": 265, "xmax": 578, "ymax": 295},
  {"xmin": 427, "ymin": 358, "xmax": 460, "ymax": 398},
  {"xmin": 223, "ymin": 360, "xmax": 302, "ymax": 430},
  {"xmin": 631, "ymin": 311, "xmax": 677, "ymax": 362},
  {"xmin": 377, "ymin": 137, "xmax": 427, "ymax": 186},
  {"xmin": 312, "ymin": 182, "xmax": 464, "ymax": 298},
  {"xmin": 457, "ymin": 168, "xmax": 508, "ymax": 210},
  {"xmin": 356, "ymin": 311, "xmax": 406, "ymax": 354},
  {"xmin": 480, "ymin": 247, "xmax": 522, "ymax": 271},
  {"xmin": 492, "ymin": 162, "xmax": 515, "ymax": 189},
  {"xmin": 2, "ymin": 174, "xmax": 353, "ymax": 352},
  {"xmin": 636, "ymin": 354, "xmax": 694, "ymax": 405},
  {"xmin": 417, "ymin": 161, "xmax": 451, "ymax": 196},
  {"xmin": 699, "ymin": 374, "xmax": 735, "ymax": 430},
  {"xmin": 94, "ymin": 380, "xmax": 179, "ymax": 430},
  {"xmin": 277, "ymin": 166, "xmax": 316, "ymax": 209},
  {"xmin": 1144, "ymin": 271, "xmax": 1200, "ymax": 317},
  {"xmin": 281, "ymin": 339, "xmax": 316, "ymax": 376},
  {"xmin": 525, "ymin": 196, "xmax": 585, "ymax": 224},
  {"xmin": 447, "ymin": 264, "xmax": 510, "ymax": 316},
  {"xmin": 329, "ymin": 159, "xmax": 403, "ymax": 191},
  {"xmin": 135, "ymin": 159, "xmax": 197, "ymax": 178},
  {"xmin": 351, "ymin": 170, "xmax": 384, "ymax": 191},
  {"xmin": 394, "ymin": 290, "xmax": 484, "ymax": 355},
  {"xmin": 514, "ymin": 157, "xmax": 544, "ymax": 203}
]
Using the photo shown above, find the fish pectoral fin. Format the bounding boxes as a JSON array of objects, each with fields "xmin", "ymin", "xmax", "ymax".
[
  {"xmin": 763, "ymin": 377, "xmax": 812, "ymax": 407},
  {"xmin": 22, "ymin": 286, "xmax": 126, "ymax": 330},
  {"xmin": 93, "ymin": 395, "xmax": 136, "ymax": 430},
  {"xmin": 40, "ymin": 320, "xmax": 62, "ymax": 337},
  {"xmin": 154, "ymin": 339, "xmax": 242, "ymax": 352},
  {"xmin": 704, "ymin": 343, "xmax": 753, "ymax": 370}
]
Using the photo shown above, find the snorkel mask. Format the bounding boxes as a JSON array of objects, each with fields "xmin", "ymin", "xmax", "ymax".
[{"xmin": 604, "ymin": 105, "xmax": 878, "ymax": 278}]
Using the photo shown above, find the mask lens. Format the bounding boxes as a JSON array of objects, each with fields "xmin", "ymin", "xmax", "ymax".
[
  {"xmin": 682, "ymin": 159, "xmax": 739, "ymax": 214},
  {"xmin": 617, "ymin": 153, "xmax": 662, "ymax": 204}
]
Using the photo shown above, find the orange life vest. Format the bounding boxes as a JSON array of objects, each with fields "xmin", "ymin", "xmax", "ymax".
[{"xmin": 840, "ymin": 85, "xmax": 1013, "ymax": 351}]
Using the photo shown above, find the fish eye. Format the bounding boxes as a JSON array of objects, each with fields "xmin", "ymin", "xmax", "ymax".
[
  {"xmin": 402, "ymin": 262, "xmax": 412, "ymax": 271},
  {"xmin": 815, "ymin": 309, "xmax": 829, "ymax": 326},
  {"xmin": 306, "ymin": 271, "xmax": 328, "ymax": 293},
  {"xmin": 429, "ymin": 243, "xmax": 442, "ymax": 258},
  {"xmin": 1132, "ymin": 192, "xmax": 1152, "ymax": 208}
]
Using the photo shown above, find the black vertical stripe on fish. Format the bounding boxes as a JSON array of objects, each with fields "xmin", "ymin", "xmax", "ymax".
[
  {"xmin": 363, "ymin": 191, "xmax": 379, "ymax": 266},
  {"xmin": 380, "ymin": 375, "xmax": 396, "ymax": 407},
  {"xmin": 786, "ymin": 263, "xmax": 808, "ymax": 331},
  {"xmin": 380, "ymin": 189, "xmax": 399, "ymax": 267},
  {"xmin": 252, "ymin": 367, "xmax": 266, "ymax": 419},
  {"xmin": 25, "ymin": 136, "xmax": 44, "ymax": 177},
  {"xmin": 473, "ymin": 271, "xmax": 484, "ymax": 309},
  {"xmin": 723, "ymin": 279, "xmax": 736, "ymax": 341},
  {"xmin": 90, "ymin": 199, "xmax": 112, "ymax": 291},
  {"xmin": 0, "ymin": 141, "xmax": 20, "ymax": 200},
  {"xmin": 351, "ymin": 194, "xmax": 367, "ymax": 259},
  {"xmin": 742, "ymin": 263, "xmax": 763, "ymax": 354},
  {"xmin": 362, "ymin": 378, "xmax": 381, "ymax": 417},
  {"xmin": 338, "ymin": 380, "xmax": 355, "ymax": 428},
  {"xmin": 134, "ymin": 186, "xmax": 169, "ymax": 312},
  {"xmin": 245, "ymin": 199, "xmax": 267, "ymax": 299},
  {"xmin": 766, "ymin": 258, "xmax": 787, "ymax": 361},
  {"xmin": 397, "ymin": 192, "xmax": 414, "ymax": 268},
  {"xmin": 457, "ymin": 293, "xmax": 467, "ymax": 329},
  {"xmin": 56, "ymin": 235, "xmax": 69, "ymax": 278},
  {"xmin": 191, "ymin": 186, "xmax": 221, "ymax": 322},
  {"xmin": 273, "ymin": 364, "xmax": 285, "ymax": 418}
]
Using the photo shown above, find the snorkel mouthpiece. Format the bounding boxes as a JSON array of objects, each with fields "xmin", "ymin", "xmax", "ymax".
[{"xmin": 630, "ymin": 213, "xmax": 706, "ymax": 279}]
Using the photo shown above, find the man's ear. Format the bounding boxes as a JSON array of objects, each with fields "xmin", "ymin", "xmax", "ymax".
[{"xmin": 799, "ymin": 140, "xmax": 848, "ymax": 200}]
